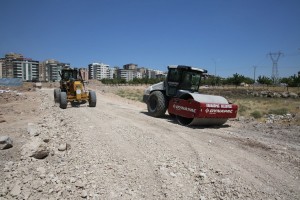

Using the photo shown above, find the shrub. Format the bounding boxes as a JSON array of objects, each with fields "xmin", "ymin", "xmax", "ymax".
[
  {"xmin": 238, "ymin": 104, "xmax": 247, "ymax": 114},
  {"xmin": 250, "ymin": 111, "xmax": 262, "ymax": 119}
]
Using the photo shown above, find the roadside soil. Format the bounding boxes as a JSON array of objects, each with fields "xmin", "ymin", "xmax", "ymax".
[{"xmin": 0, "ymin": 84, "xmax": 299, "ymax": 199}]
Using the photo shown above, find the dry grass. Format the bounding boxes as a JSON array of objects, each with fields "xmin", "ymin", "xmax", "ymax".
[
  {"xmin": 234, "ymin": 97, "xmax": 298, "ymax": 115},
  {"xmin": 115, "ymin": 88, "xmax": 144, "ymax": 102}
]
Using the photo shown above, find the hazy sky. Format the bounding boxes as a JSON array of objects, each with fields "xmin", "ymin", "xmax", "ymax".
[{"xmin": 1, "ymin": 0, "xmax": 299, "ymax": 78}]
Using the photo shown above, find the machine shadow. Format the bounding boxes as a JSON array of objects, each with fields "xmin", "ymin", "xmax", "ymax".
[
  {"xmin": 140, "ymin": 111, "xmax": 230, "ymax": 129},
  {"xmin": 54, "ymin": 102, "xmax": 91, "ymax": 109}
]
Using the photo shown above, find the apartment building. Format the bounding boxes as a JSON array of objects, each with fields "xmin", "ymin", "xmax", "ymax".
[
  {"xmin": 88, "ymin": 63, "xmax": 110, "ymax": 80},
  {"xmin": 115, "ymin": 64, "xmax": 165, "ymax": 81},
  {"xmin": 136, "ymin": 67, "xmax": 165, "ymax": 79},
  {"xmin": 79, "ymin": 68, "xmax": 89, "ymax": 81},
  {"xmin": 0, "ymin": 53, "xmax": 39, "ymax": 81},
  {"xmin": 109, "ymin": 67, "xmax": 117, "ymax": 79},
  {"xmin": 12, "ymin": 58, "xmax": 39, "ymax": 81},
  {"xmin": 40, "ymin": 59, "xmax": 70, "ymax": 82},
  {"xmin": 1, "ymin": 53, "xmax": 24, "ymax": 78},
  {"xmin": 123, "ymin": 63, "xmax": 137, "ymax": 70},
  {"xmin": 117, "ymin": 69, "xmax": 136, "ymax": 81}
]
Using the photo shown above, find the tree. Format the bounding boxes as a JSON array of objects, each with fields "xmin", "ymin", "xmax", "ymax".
[
  {"xmin": 224, "ymin": 73, "xmax": 245, "ymax": 88},
  {"xmin": 202, "ymin": 76, "xmax": 223, "ymax": 86},
  {"xmin": 257, "ymin": 75, "xmax": 272, "ymax": 85},
  {"xmin": 243, "ymin": 77, "xmax": 254, "ymax": 84},
  {"xmin": 280, "ymin": 75, "xmax": 300, "ymax": 87}
]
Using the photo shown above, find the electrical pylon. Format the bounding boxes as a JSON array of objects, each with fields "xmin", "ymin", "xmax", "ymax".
[{"xmin": 267, "ymin": 51, "xmax": 284, "ymax": 84}]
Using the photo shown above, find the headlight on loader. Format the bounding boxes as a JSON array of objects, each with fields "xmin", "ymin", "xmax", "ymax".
[{"xmin": 76, "ymin": 89, "xmax": 81, "ymax": 95}]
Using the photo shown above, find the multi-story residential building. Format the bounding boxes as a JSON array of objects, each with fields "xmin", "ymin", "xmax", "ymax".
[
  {"xmin": 115, "ymin": 64, "xmax": 166, "ymax": 81},
  {"xmin": 79, "ymin": 68, "xmax": 89, "ymax": 81},
  {"xmin": 40, "ymin": 59, "xmax": 70, "ymax": 82},
  {"xmin": 136, "ymin": 71, "xmax": 142, "ymax": 79},
  {"xmin": 38, "ymin": 63, "xmax": 44, "ymax": 81},
  {"xmin": 115, "ymin": 63, "xmax": 140, "ymax": 81},
  {"xmin": 0, "ymin": 53, "xmax": 39, "ymax": 81},
  {"xmin": 123, "ymin": 63, "xmax": 137, "ymax": 70},
  {"xmin": 137, "ymin": 67, "xmax": 148, "ymax": 78},
  {"xmin": 88, "ymin": 63, "xmax": 110, "ymax": 80},
  {"xmin": 1, "ymin": 53, "xmax": 24, "ymax": 78},
  {"xmin": 109, "ymin": 67, "xmax": 117, "ymax": 79},
  {"xmin": 12, "ymin": 58, "xmax": 39, "ymax": 81},
  {"xmin": 154, "ymin": 69, "xmax": 164, "ymax": 75},
  {"xmin": 146, "ymin": 69, "xmax": 157, "ymax": 79},
  {"xmin": 117, "ymin": 69, "xmax": 136, "ymax": 81},
  {"xmin": 136, "ymin": 67, "xmax": 165, "ymax": 79}
]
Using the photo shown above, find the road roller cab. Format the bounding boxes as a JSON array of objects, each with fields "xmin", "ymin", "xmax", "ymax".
[{"xmin": 143, "ymin": 65, "xmax": 238, "ymax": 126}]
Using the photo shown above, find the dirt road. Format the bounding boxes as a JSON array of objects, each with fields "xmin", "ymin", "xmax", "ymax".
[{"xmin": 1, "ymin": 87, "xmax": 299, "ymax": 199}]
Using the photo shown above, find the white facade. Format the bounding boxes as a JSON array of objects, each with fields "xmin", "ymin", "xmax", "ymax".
[
  {"xmin": 88, "ymin": 63, "xmax": 110, "ymax": 80},
  {"xmin": 118, "ymin": 69, "xmax": 135, "ymax": 82},
  {"xmin": 108, "ymin": 67, "xmax": 116, "ymax": 79},
  {"xmin": 136, "ymin": 71, "xmax": 142, "ymax": 79},
  {"xmin": 154, "ymin": 69, "xmax": 164, "ymax": 75},
  {"xmin": 13, "ymin": 60, "xmax": 39, "ymax": 81}
]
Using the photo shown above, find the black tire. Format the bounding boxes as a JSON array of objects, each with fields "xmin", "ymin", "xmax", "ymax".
[
  {"xmin": 147, "ymin": 91, "xmax": 167, "ymax": 117},
  {"xmin": 60, "ymin": 92, "xmax": 68, "ymax": 109},
  {"xmin": 89, "ymin": 91, "xmax": 97, "ymax": 107},
  {"xmin": 54, "ymin": 88, "xmax": 61, "ymax": 103}
]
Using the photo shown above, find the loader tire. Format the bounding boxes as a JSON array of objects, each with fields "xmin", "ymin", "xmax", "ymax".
[
  {"xmin": 54, "ymin": 88, "xmax": 61, "ymax": 103},
  {"xmin": 89, "ymin": 91, "xmax": 97, "ymax": 107},
  {"xmin": 147, "ymin": 91, "xmax": 167, "ymax": 117},
  {"xmin": 60, "ymin": 92, "xmax": 68, "ymax": 109}
]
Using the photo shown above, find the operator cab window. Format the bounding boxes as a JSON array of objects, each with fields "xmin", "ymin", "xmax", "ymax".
[{"xmin": 180, "ymin": 71, "xmax": 201, "ymax": 91}]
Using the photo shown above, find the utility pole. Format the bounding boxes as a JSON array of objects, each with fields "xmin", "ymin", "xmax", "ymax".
[
  {"xmin": 253, "ymin": 65, "xmax": 257, "ymax": 83},
  {"xmin": 267, "ymin": 51, "xmax": 284, "ymax": 84},
  {"xmin": 253, "ymin": 66, "xmax": 257, "ymax": 90},
  {"xmin": 212, "ymin": 58, "xmax": 217, "ymax": 86}
]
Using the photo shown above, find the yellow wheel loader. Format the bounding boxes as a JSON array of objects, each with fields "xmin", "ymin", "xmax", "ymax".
[{"xmin": 54, "ymin": 67, "xmax": 96, "ymax": 109}]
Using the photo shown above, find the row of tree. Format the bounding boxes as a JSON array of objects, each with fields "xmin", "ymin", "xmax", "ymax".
[
  {"xmin": 100, "ymin": 77, "xmax": 164, "ymax": 85},
  {"xmin": 100, "ymin": 74, "xmax": 300, "ymax": 87},
  {"xmin": 202, "ymin": 73, "xmax": 300, "ymax": 87}
]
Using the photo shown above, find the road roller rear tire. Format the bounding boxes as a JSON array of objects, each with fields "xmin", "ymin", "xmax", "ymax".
[{"xmin": 147, "ymin": 91, "xmax": 167, "ymax": 117}]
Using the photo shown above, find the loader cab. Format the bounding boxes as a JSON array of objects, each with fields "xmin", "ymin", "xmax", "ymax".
[
  {"xmin": 59, "ymin": 68, "xmax": 84, "ymax": 91},
  {"xmin": 166, "ymin": 65, "xmax": 207, "ymax": 97},
  {"xmin": 61, "ymin": 69, "xmax": 78, "ymax": 81}
]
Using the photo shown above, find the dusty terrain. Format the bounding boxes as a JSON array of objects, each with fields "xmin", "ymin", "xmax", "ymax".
[{"xmin": 0, "ymin": 84, "xmax": 299, "ymax": 199}]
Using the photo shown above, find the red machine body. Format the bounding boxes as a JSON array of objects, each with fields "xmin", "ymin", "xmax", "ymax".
[{"xmin": 168, "ymin": 98, "xmax": 238, "ymax": 119}]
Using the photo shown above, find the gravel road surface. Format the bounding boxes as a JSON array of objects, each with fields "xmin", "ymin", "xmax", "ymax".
[{"xmin": 1, "ymin": 87, "xmax": 299, "ymax": 199}]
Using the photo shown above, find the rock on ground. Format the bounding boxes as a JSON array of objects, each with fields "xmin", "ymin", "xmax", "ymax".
[{"xmin": 0, "ymin": 136, "xmax": 13, "ymax": 150}]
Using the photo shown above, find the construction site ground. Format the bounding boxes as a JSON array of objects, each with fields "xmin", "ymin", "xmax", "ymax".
[{"xmin": 0, "ymin": 83, "xmax": 299, "ymax": 199}]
